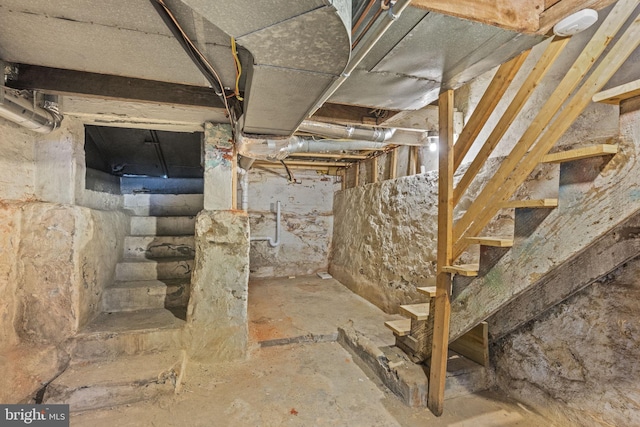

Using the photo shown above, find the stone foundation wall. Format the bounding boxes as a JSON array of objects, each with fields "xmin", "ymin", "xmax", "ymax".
[
  {"xmin": 492, "ymin": 257, "xmax": 640, "ymax": 426},
  {"xmin": 329, "ymin": 157, "xmax": 553, "ymax": 313},
  {"xmin": 248, "ymin": 169, "xmax": 339, "ymax": 278},
  {"xmin": 0, "ymin": 201, "xmax": 127, "ymax": 402}
]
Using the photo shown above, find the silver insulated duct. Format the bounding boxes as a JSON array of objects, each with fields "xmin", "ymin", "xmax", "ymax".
[{"xmin": 178, "ymin": 0, "xmax": 352, "ymax": 136}]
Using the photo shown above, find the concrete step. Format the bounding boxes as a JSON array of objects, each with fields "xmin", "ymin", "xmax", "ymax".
[
  {"xmin": 102, "ymin": 279, "xmax": 190, "ymax": 312},
  {"xmin": 130, "ymin": 215, "xmax": 196, "ymax": 236},
  {"xmin": 124, "ymin": 194, "xmax": 203, "ymax": 216},
  {"xmin": 339, "ymin": 324, "xmax": 492, "ymax": 407},
  {"xmin": 43, "ymin": 351, "xmax": 184, "ymax": 412},
  {"xmin": 72, "ymin": 309, "xmax": 186, "ymax": 361},
  {"xmin": 116, "ymin": 257, "xmax": 193, "ymax": 281},
  {"xmin": 123, "ymin": 236, "xmax": 195, "ymax": 260}
]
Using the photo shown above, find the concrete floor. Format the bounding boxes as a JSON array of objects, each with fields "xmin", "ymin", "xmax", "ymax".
[{"xmin": 72, "ymin": 275, "xmax": 555, "ymax": 426}]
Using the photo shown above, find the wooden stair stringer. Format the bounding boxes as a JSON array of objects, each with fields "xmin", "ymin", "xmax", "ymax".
[
  {"xmin": 487, "ymin": 207, "xmax": 640, "ymax": 341},
  {"xmin": 448, "ymin": 156, "xmax": 640, "ymax": 344}
]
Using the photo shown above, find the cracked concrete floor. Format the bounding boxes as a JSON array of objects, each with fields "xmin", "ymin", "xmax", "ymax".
[{"xmin": 71, "ymin": 276, "xmax": 555, "ymax": 426}]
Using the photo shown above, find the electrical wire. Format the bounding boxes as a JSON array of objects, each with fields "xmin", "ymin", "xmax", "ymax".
[
  {"xmin": 150, "ymin": 0, "xmax": 233, "ymax": 124},
  {"xmin": 280, "ymin": 160, "xmax": 295, "ymax": 182},
  {"xmin": 230, "ymin": 37, "xmax": 244, "ymax": 101}
]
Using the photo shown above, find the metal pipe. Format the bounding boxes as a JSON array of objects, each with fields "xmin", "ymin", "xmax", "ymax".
[
  {"xmin": 298, "ymin": 120, "xmax": 395, "ymax": 142},
  {"xmin": 238, "ymin": 168, "xmax": 249, "ymax": 211},
  {"xmin": 306, "ymin": 0, "xmax": 412, "ymax": 117},
  {"xmin": 250, "ymin": 200, "xmax": 281, "ymax": 247},
  {"xmin": 0, "ymin": 87, "xmax": 61, "ymax": 133},
  {"xmin": 236, "ymin": 132, "xmax": 391, "ymax": 161}
]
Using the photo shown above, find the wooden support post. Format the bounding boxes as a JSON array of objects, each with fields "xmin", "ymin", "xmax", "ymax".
[
  {"xmin": 231, "ymin": 146, "xmax": 238, "ymax": 210},
  {"xmin": 354, "ymin": 163, "xmax": 360, "ymax": 187},
  {"xmin": 341, "ymin": 169, "xmax": 346, "ymax": 191},
  {"xmin": 391, "ymin": 148, "xmax": 398, "ymax": 179},
  {"xmin": 453, "ymin": 0, "xmax": 639, "ymax": 257},
  {"xmin": 428, "ymin": 89, "xmax": 455, "ymax": 416},
  {"xmin": 409, "ymin": 146, "xmax": 417, "ymax": 175},
  {"xmin": 453, "ymin": 50, "xmax": 529, "ymax": 171},
  {"xmin": 453, "ymin": 36, "xmax": 570, "ymax": 205},
  {"xmin": 372, "ymin": 156, "xmax": 378, "ymax": 183}
]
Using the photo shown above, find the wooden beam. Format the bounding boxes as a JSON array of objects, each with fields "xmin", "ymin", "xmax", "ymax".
[
  {"xmin": 409, "ymin": 146, "xmax": 417, "ymax": 175},
  {"xmin": 260, "ymin": 160, "xmax": 350, "ymax": 168},
  {"xmin": 311, "ymin": 103, "xmax": 400, "ymax": 125},
  {"xmin": 593, "ymin": 79, "xmax": 640, "ymax": 105},
  {"xmin": 500, "ymin": 199, "xmax": 558, "ymax": 208},
  {"xmin": 411, "ymin": 0, "xmax": 543, "ymax": 33},
  {"xmin": 7, "ymin": 64, "xmax": 225, "ymax": 109},
  {"xmin": 391, "ymin": 148, "xmax": 398, "ymax": 179},
  {"xmin": 428, "ymin": 89, "xmax": 454, "ymax": 417},
  {"xmin": 542, "ymin": 144, "xmax": 618, "ymax": 163},
  {"xmin": 453, "ymin": 36, "xmax": 570, "ymax": 205},
  {"xmin": 449, "ymin": 322, "xmax": 489, "ymax": 367},
  {"xmin": 372, "ymin": 156, "xmax": 378, "ymax": 183},
  {"xmin": 385, "ymin": 319, "xmax": 412, "ymax": 337},
  {"xmin": 253, "ymin": 164, "xmax": 329, "ymax": 172},
  {"xmin": 453, "ymin": 50, "xmax": 530, "ymax": 171},
  {"xmin": 442, "ymin": 264, "xmax": 479, "ymax": 277},
  {"xmin": 539, "ymin": 0, "xmax": 618, "ymax": 35},
  {"xmin": 453, "ymin": 0, "xmax": 640, "ymax": 259},
  {"xmin": 289, "ymin": 152, "xmax": 369, "ymax": 160},
  {"xmin": 354, "ymin": 163, "xmax": 360, "ymax": 187},
  {"xmin": 341, "ymin": 170, "xmax": 346, "ymax": 191},
  {"xmin": 463, "ymin": 237, "xmax": 514, "ymax": 247}
]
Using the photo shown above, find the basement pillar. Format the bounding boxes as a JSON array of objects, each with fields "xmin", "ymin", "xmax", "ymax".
[{"xmin": 186, "ymin": 123, "xmax": 249, "ymax": 362}]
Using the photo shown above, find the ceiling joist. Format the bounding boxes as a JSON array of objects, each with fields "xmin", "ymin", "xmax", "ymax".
[
  {"xmin": 6, "ymin": 64, "xmax": 225, "ymax": 109},
  {"xmin": 411, "ymin": 0, "xmax": 617, "ymax": 34}
]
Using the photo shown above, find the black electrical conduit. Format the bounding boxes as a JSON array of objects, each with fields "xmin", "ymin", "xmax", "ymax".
[{"xmin": 149, "ymin": 0, "xmax": 228, "ymax": 105}]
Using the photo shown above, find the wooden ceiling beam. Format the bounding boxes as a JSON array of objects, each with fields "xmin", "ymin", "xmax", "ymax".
[
  {"xmin": 411, "ymin": 0, "xmax": 544, "ymax": 33},
  {"xmin": 6, "ymin": 63, "xmax": 225, "ymax": 109},
  {"xmin": 539, "ymin": 0, "xmax": 618, "ymax": 34},
  {"xmin": 412, "ymin": 0, "xmax": 617, "ymax": 35}
]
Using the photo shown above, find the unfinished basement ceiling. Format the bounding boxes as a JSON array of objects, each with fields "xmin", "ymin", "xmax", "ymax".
[
  {"xmin": 85, "ymin": 125, "xmax": 203, "ymax": 178},
  {"xmin": 0, "ymin": 0, "xmax": 545, "ymax": 138}
]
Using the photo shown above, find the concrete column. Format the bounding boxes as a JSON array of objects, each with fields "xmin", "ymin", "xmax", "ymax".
[
  {"xmin": 203, "ymin": 122, "xmax": 235, "ymax": 210},
  {"xmin": 186, "ymin": 210, "xmax": 249, "ymax": 362},
  {"xmin": 34, "ymin": 119, "xmax": 84, "ymax": 205}
]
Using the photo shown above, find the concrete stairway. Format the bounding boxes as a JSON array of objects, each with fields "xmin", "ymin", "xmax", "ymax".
[{"xmin": 44, "ymin": 194, "xmax": 202, "ymax": 411}]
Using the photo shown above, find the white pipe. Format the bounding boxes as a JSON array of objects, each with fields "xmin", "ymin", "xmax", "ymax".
[
  {"xmin": 250, "ymin": 201, "xmax": 281, "ymax": 247},
  {"xmin": 238, "ymin": 168, "xmax": 249, "ymax": 211},
  {"xmin": 0, "ymin": 87, "xmax": 62, "ymax": 133}
]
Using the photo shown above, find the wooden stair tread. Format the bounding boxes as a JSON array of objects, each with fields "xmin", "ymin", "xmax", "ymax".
[
  {"xmin": 384, "ymin": 319, "xmax": 411, "ymax": 336},
  {"xmin": 442, "ymin": 264, "xmax": 479, "ymax": 277},
  {"xmin": 500, "ymin": 199, "xmax": 558, "ymax": 209},
  {"xmin": 399, "ymin": 303, "xmax": 430, "ymax": 321},
  {"xmin": 463, "ymin": 237, "xmax": 513, "ymax": 247},
  {"xmin": 541, "ymin": 144, "xmax": 618, "ymax": 163},
  {"xmin": 417, "ymin": 286, "xmax": 437, "ymax": 298},
  {"xmin": 593, "ymin": 79, "xmax": 640, "ymax": 105}
]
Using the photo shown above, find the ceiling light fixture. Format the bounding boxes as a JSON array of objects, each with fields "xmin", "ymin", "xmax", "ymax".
[
  {"xmin": 427, "ymin": 131, "xmax": 438, "ymax": 152},
  {"xmin": 553, "ymin": 9, "xmax": 599, "ymax": 37}
]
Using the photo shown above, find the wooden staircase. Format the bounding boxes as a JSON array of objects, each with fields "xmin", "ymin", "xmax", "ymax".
[{"xmin": 384, "ymin": 0, "xmax": 640, "ymax": 416}]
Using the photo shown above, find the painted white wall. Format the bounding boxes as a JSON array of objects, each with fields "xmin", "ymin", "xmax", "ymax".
[{"xmin": 247, "ymin": 168, "xmax": 340, "ymax": 278}]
